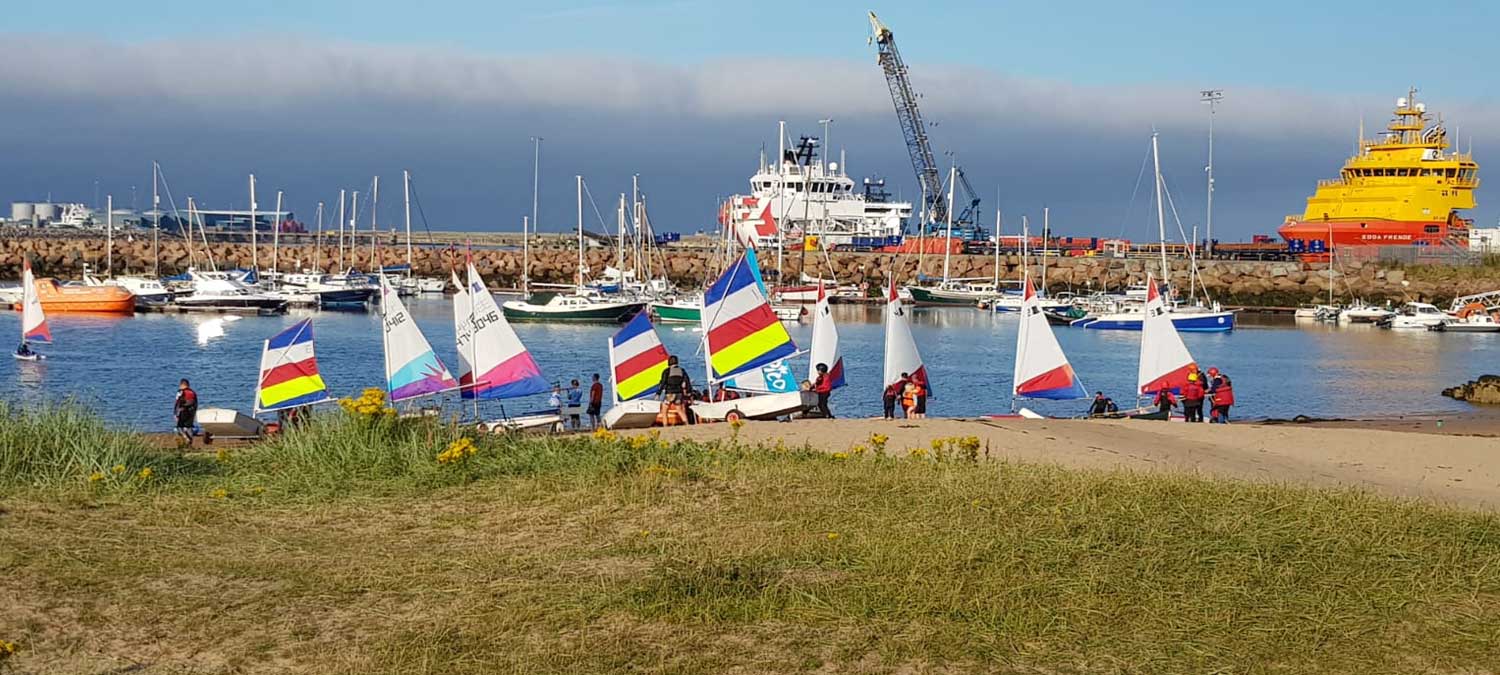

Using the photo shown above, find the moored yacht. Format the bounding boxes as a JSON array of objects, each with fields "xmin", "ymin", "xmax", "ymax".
[{"xmin": 178, "ymin": 269, "xmax": 288, "ymax": 311}]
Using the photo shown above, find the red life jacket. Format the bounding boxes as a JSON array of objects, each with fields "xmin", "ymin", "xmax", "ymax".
[
  {"xmin": 1181, "ymin": 381, "xmax": 1205, "ymax": 402},
  {"xmin": 1213, "ymin": 376, "xmax": 1235, "ymax": 406},
  {"xmin": 814, "ymin": 374, "xmax": 832, "ymax": 394}
]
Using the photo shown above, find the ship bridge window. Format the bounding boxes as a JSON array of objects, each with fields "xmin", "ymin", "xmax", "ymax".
[
  {"xmin": 1446, "ymin": 168, "xmax": 1457, "ymax": 178},
  {"xmin": 1425, "ymin": 225, "xmax": 1441, "ymax": 234}
]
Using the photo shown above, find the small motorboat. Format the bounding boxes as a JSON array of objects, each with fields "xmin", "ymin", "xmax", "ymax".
[
  {"xmin": 1381, "ymin": 302, "xmax": 1448, "ymax": 330},
  {"xmin": 177, "ymin": 269, "xmax": 289, "ymax": 312},
  {"xmin": 1434, "ymin": 313, "xmax": 1500, "ymax": 333}
]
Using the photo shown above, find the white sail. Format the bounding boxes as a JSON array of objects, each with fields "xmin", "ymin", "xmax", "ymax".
[
  {"xmin": 1138, "ymin": 275, "xmax": 1196, "ymax": 395},
  {"xmin": 379, "ymin": 274, "xmax": 458, "ymax": 401},
  {"xmin": 20, "ymin": 259, "xmax": 51, "ymax": 345},
  {"xmin": 1013, "ymin": 274, "xmax": 1085, "ymax": 400},
  {"xmin": 808, "ymin": 281, "xmax": 844, "ymax": 388},
  {"xmin": 882, "ymin": 279, "xmax": 927, "ymax": 389},
  {"xmin": 460, "ymin": 262, "xmax": 549, "ymax": 399},
  {"xmin": 450, "ymin": 269, "xmax": 473, "ymax": 383}
]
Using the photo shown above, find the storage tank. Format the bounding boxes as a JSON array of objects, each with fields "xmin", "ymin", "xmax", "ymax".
[
  {"xmin": 11, "ymin": 202, "xmax": 35, "ymax": 222},
  {"xmin": 34, "ymin": 203, "xmax": 58, "ymax": 221}
]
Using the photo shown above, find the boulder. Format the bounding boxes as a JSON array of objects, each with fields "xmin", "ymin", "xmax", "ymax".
[{"xmin": 1442, "ymin": 375, "xmax": 1500, "ymax": 405}]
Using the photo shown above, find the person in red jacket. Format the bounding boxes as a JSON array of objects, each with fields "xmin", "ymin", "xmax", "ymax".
[
  {"xmin": 1181, "ymin": 373, "xmax": 1206, "ymax": 422},
  {"xmin": 1207, "ymin": 367, "xmax": 1235, "ymax": 424},
  {"xmin": 1151, "ymin": 387, "xmax": 1177, "ymax": 419},
  {"xmin": 811, "ymin": 362, "xmax": 834, "ymax": 418}
]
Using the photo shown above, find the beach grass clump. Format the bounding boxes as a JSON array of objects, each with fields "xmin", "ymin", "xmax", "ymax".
[{"xmin": 0, "ymin": 399, "xmax": 180, "ymax": 491}]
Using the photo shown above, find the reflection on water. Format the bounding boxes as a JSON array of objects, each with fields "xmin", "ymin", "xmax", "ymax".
[{"xmin": 3, "ymin": 300, "xmax": 1497, "ymax": 430}]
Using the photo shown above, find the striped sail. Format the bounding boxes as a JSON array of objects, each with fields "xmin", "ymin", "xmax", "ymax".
[
  {"xmin": 256, "ymin": 319, "xmax": 331, "ymax": 412},
  {"xmin": 609, "ymin": 309, "xmax": 670, "ymax": 402},
  {"xmin": 1138, "ymin": 275, "xmax": 1196, "ymax": 395},
  {"xmin": 882, "ymin": 278, "xmax": 928, "ymax": 391},
  {"xmin": 1013, "ymin": 274, "xmax": 1086, "ymax": 400},
  {"xmin": 807, "ymin": 282, "xmax": 844, "ymax": 389},
  {"xmin": 380, "ymin": 274, "xmax": 458, "ymax": 402},
  {"xmin": 701, "ymin": 249, "xmax": 796, "ymax": 381},
  {"xmin": 20, "ymin": 259, "xmax": 51, "ymax": 344},
  {"xmin": 458, "ymin": 262, "xmax": 548, "ymax": 399}
]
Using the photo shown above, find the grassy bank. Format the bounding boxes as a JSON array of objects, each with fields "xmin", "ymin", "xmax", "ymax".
[{"xmin": 2, "ymin": 400, "xmax": 1499, "ymax": 673}]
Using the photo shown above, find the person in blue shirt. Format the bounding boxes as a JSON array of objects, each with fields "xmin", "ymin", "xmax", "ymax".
[{"xmin": 566, "ymin": 379, "xmax": 584, "ymax": 430}]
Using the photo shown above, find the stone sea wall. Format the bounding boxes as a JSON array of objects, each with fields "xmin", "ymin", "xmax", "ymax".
[{"xmin": 2, "ymin": 236, "xmax": 1495, "ymax": 306}]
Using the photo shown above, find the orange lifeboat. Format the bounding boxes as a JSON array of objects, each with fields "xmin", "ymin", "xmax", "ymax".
[{"xmin": 25, "ymin": 278, "xmax": 136, "ymax": 314}]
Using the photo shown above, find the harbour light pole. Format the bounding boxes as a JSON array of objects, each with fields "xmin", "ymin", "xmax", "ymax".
[{"xmin": 1201, "ymin": 89, "xmax": 1223, "ymax": 258}]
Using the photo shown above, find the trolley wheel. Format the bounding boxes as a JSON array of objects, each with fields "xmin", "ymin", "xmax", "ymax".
[{"xmin": 725, "ymin": 409, "xmax": 745, "ymax": 423}]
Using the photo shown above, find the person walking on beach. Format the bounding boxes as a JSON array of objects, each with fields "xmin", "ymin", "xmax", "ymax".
[
  {"xmin": 1151, "ymin": 387, "xmax": 1177, "ymax": 419},
  {"xmin": 173, "ymin": 379, "xmax": 199, "ymax": 447},
  {"xmin": 587, "ymin": 373, "xmax": 604, "ymax": 430},
  {"xmin": 566, "ymin": 379, "xmax": 584, "ymax": 430},
  {"xmin": 1207, "ymin": 367, "xmax": 1234, "ymax": 423},
  {"xmin": 1181, "ymin": 374, "xmax": 1206, "ymax": 422},
  {"xmin": 882, "ymin": 376, "xmax": 906, "ymax": 419},
  {"xmin": 812, "ymin": 363, "xmax": 834, "ymax": 418}
]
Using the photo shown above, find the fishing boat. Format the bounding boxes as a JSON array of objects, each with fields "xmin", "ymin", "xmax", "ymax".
[
  {"xmin": 882, "ymin": 277, "xmax": 930, "ymax": 404},
  {"xmin": 603, "ymin": 310, "xmax": 674, "ymax": 429},
  {"xmin": 1130, "ymin": 276, "xmax": 1196, "ymax": 420},
  {"xmin": 14, "ymin": 259, "xmax": 52, "ymax": 360},
  {"xmin": 1012, "ymin": 275, "xmax": 1087, "ymax": 412},
  {"xmin": 692, "ymin": 249, "xmax": 811, "ymax": 422},
  {"xmin": 379, "ymin": 274, "xmax": 460, "ymax": 405},
  {"xmin": 452, "ymin": 264, "xmax": 561, "ymax": 433}
]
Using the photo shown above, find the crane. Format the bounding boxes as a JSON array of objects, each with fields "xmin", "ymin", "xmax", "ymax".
[{"xmin": 869, "ymin": 11, "xmax": 981, "ymax": 236}]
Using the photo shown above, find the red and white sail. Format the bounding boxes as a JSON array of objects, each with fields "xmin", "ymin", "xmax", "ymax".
[
  {"xmin": 807, "ymin": 282, "xmax": 844, "ymax": 389},
  {"xmin": 1137, "ymin": 275, "xmax": 1195, "ymax": 395},
  {"xmin": 882, "ymin": 278, "xmax": 927, "ymax": 390},
  {"xmin": 1013, "ymin": 275, "xmax": 1085, "ymax": 400},
  {"xmin": 20, "ymin": 258, "xmax": 51, "ymax": 344}
]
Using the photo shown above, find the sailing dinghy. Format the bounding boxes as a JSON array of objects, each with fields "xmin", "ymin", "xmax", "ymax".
[
  {"xmin": 603, "ymin": 309, "xmax": 673, "ymax": 429},
  {"xmin": 14, "ymin": 258, "xmax": 51, "ymax": 361},
  {"xmin": 807, "ymin": 281, "xmax": 845, "ymax": 391},
  {"xmin": 1131, "ymin": 275, "xmax": 1196, "ymax": 420},
  {"xmin": 882, "ymin": 277, "xmax": 930, "ymax": 404},
  {"xmin": 693, "ymin": 249, "xmax": 812, "ymax": 422},
  {"xmin": 380, "ymin": 274, "xmax": 459, "ymax": 405},
  {"xmin": 452, "ymin": 263, "xmax": 560, "ymax": 433},
  {"xmin": 1011, "ymin": 274, "xmax": 1087, "ymax": 415}
]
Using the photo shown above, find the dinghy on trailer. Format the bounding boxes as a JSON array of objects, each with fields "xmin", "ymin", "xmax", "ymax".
[
  {"xmin": 14, "ymin": 258, "xmax": 51, "ymax": 361},
  {"xmin": 603, "ymin": 310, "xmax": 673, "ymax": 429},
  {"xmin": 693, "ymin": 249, "xmax": 812, "ymax": 422},
  {"xmin": 451, "ymin": 263, "xmax": 561, "ymax": 433},
  {"xmin": 1011, "ymin": 274, "xmax": 1087, "ymax": 416}
]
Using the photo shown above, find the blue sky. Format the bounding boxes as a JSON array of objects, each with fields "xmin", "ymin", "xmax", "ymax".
[{"xmin": 4, "ymin": 0, "xmax": 1499, "ymax": 238}]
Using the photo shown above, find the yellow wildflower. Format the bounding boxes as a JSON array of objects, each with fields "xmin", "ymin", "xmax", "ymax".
[
  {"xmin": 930, "ymin": 438, "xmax": 945, "ymax": 451},
  {"xmin": 137, "ymin": 467, "xmax": 153, "ymax": 480},
  {"xmin": 87, "ymin": 471, "xmax": 104, "ymax": 483},
  {"xmin": 248, "ymin": 486, "xmax": 265, "ymax": 495},
  {"xmin": 628, "ymin": 435, "xmax": 652, "ymax": 450},
  {"xmin": 639, "ymin": 529, "xmax": 651, "ymax": 537},
  {"xmin": 826, "ymin": 532, "xmax": 840, "ymax": 541},
  {"xmin": 215, "ymin": 448, "xmax": 231, "ymax": 463},
  {"xmin": 729, "ymin": 418, "xmax": 745, "ymax": 431},
  {"xmin": 592, "ymin": 428, "xmax": 618, "ymax": 442},
  {"xmin": 0, "ymin": 639, "xmax": 17, "ymax": 657},
  {"xmin": 831, "ymin": 452, "xmax": 849, "ymax": 460},
  {"xmin": 868, "ymin": 433, "xmax": 889, "ymax": 451},
  {"xmin": 907, "ymin": 446, "xmax": 927, "ymax": 458},
  {"xmin": 111, "ymin": 464, "xmax": 126, "ymax": 475},
  {"xmin": 850, "ymin": 444, "xmax": 869, "ymax": 456},
  {"xmin": 211, "ymin": 488, "xmax": 229, "ymax": 500}
]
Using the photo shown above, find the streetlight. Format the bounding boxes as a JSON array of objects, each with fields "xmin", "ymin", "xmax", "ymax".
[{"xmin": 1200, "ymin": 89, "xmax": 1224, "ymax": 257}]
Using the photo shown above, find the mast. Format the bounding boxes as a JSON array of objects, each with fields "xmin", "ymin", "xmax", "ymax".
[
  {"xmin": 314, "ymin": 202, "xmax": 324, "ymax": 273},
  {"xmin": 1040, "ymin": 206, "xmax": 1049, "ymax": 296},
  {"xmin": 576, "ymin": 175, "xmax": 584, "ymax": 292},
  {"xmin": 1151, "ymin": 132, "xmax": 1170, "ymax": 289},
  {"xmin": 530, "ymin": 136, "xmax": 541, "ymax": 296},
  {"xmin": 249, "ymin": 174, "xmax": 258, "ymax": 274},
  {"xmin": 941, "ymin": 165, "xmax": 955, "ymax": 283},
  {"xmin": 151, "ymin": 161, "xmax": 160, "ymax": 277},
  {"xmin": 403, "ymin": 170, "xmax": 413, "ymax": 278},
  {"xmin": 105, "ymin": 194, "xmax": 113, "ymax": 277},
  {"xmin": 1200, "ymin": 89, "xmax": 1222, "ymax": 258},
  {"xmin": 336, "ymin": 189, "xmax": 346, "ymax": 271},
  {"xmin": 632, "ymin": 175, "xmax": 641, "ymax": 278},
  {"xmin": 1021, "ymin": 215, "xmax": 1029, "ymax": 285},
  {"xmin": 369, "ymin": 176, "xmax": 379, "ymax": 271},
  {"xmin": 991, "ymin": 209, "xmax": 1001, "ymax": 291},
  {"xmin": 617, "ymin": 193, "xmax": 627, "ymax": 277},
  {"xmin": 348, "ymin": 191, "xmax": 359, "ymax": 271},
  {"xmin": 271, "ymin": 190, "xmax": 283, "ymax": 281}
]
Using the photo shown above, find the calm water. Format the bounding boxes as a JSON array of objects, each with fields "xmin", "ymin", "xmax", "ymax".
[{"xmin": 3, "ymin": 298, "xmax": 1495, "ymax": 430}]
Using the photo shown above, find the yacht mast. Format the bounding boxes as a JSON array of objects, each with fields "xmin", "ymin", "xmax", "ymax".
[
  {"xmin": 105, "ymin": 194, "xmax": 113, "ymax": 277},
  {"xmin": 1151, "ymin": 132, "xmax": 1170, "ymax": 288},
  {"xmin": 576, "ymin": 175, "xmax": 585, "ymax": 292},
  {"xmin": 348, "ymin": 191, "xmax": 358, "ymax": 272},
  {"xmin": 403, "ymin": 170, "xmax": 413, "ymax": 278},
  {"xmin": 369, "ymin": 176, "xmax": 379, "ymax": 270},
  {"xmin": 941, "ymin": 165, "xmax": 955, "ymax": 283},
  {"xmin": 313, "ymin": 202, "xmax": 324, "ymax": 273},
  {"xmin": 1040, "ymin": 206, "xmax": 1049, "ymax": 295},
  {"xmin": 271, "ymin": 190, "xmax": 283, "ymax": 281},
  {"xmin": 336, "ymin": 190, "xmax": 346, "ymax": 271},
  {"xmin": 151, "ymin": 162, "xmax": 160, "ymax": 277},
  {"xmin": 249, "ymin": 174, "xmax": 258, "ymax": 274}
]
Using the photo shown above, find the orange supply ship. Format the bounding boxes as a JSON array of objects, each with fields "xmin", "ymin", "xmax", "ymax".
[
  {"xmin": 12, "ymin": 278, "xmax": 136, "ymax": 314},
  {"xmin": 1279, "ymin": 89, "xmax": 1478, "ymax": 249}
]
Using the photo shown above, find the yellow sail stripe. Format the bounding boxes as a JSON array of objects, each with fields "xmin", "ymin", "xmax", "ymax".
[
  {"xmin": 259, "ymin": 375, "xmax": 327, "ymax": 407},
  {"xmin": 710, "ymin": 323, "xmax": 791, "ymax": 377},
  {"xmin": 618, "ymin": 362, "xmax": 668, "ymax": 400}
]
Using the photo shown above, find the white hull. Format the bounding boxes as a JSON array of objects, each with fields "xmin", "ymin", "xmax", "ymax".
[
  {"xmin": 692, "ymin": 391, "xmax": 813, "ymax": 422},
  {"xmin": 12, "ymin": 352, "xmax": 44, "ymax": 361},
  {"xmin": 603, "ymin": 399, "xmax": 665, "ymax": 430},
  {"xmin": 196, "ymin": 408, "xmax": 264, "ymax": 438},
  {"xmin": 479, "ymin": 413, "xmax": 563, "ymax": 434}
]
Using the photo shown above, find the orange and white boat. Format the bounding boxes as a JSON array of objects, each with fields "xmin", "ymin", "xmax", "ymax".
[{"xmin": 20, "ymin": 278, "xmax": 137, "ymax": 314}]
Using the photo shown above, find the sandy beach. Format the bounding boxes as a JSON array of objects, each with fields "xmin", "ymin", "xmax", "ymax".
[{"xmin": 646, "ymin": 416, "xmax": 1500, "ymax": 510}]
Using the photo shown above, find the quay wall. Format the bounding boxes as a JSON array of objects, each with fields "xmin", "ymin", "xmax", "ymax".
[{"xmin": 1, "ymin": 237, "xmax": 1493, "ymax": 306}]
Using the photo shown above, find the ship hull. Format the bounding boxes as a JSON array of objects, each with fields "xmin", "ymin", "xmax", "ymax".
[
  {"xmin": 905, "ymin": 285, "xmax": 983, "ymax": 306},
  {"xmin": 1278, "ymin": 218, "xmax": 1461, "ymax": 248},
  {"xmin": 650, "ymin": 302, "xmax": 701, "ymax": 323}
]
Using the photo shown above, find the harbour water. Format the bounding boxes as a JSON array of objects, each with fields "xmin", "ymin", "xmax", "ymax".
[{"xmin": 3, "ymin": 299, "xmax": 1494, "ymax": 430}]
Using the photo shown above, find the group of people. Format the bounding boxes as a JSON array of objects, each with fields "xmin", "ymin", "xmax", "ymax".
[
  {"xmin": 1149, "ymin": 365, "xmax": 1235, "ymax": 423},
  {"xmin": 881, "ymin": 372, "xmax": 929, "ymax": 420},
  {"xmin": 649, "ymin": 354, "xmax": 842, "ymax": 421},
  {"xmin": 548, "ymin": 374, "xmax": 607, "ymax": 430}
]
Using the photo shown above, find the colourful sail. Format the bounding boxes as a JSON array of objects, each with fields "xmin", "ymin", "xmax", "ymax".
[
  {"xmin": 701, "ymin": 249, "xmax": 796, "ymax": 380},
  {"xmin": 1013, "ymin": 275, "xmax": 1086, "ymax": 400},
  {"xmin": 458, "ymin": 262, "xmax": 549, "ymax": 399},
  {"xmin": 609, "ymin": 309, "xmax": 670, "ymax": 401},
  {"xmin": 379, "ymin": 274, "xmax": 458, "ymax": 402},
  {"xmin": 882, "ymin": 279, "xmax": 928, "ymax": 391},
  {"xmin": 20, "ymin": 259, "xmax": 51, "ymax": 344},
  {"xmin": 1138, "ymin": 275, "xmax": 1196, "ymax": 395},
  {"xmin": 808, "ymin": 282, "xmax": 844, "ymax": 389},
  {"xmin": 256, "ymin": 319, "xmax": 331, "ymax": 412},
  {"xmin": 450, "ymin": 269, "xmax": 472, "ymax": 380}
]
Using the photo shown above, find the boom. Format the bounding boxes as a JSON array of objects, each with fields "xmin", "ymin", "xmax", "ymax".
[{"xmin": 870, "ymin": 11, "xmax": 946, "ymax": 226}]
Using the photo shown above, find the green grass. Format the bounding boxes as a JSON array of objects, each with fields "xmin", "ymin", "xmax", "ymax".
[{"xmin": 1, "ymin": 405, "xmax": 1498, "ymax": 673}]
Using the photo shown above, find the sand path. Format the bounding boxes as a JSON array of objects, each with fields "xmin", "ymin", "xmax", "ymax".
[{"xmin": 646, "ymin": 418, "xmax": 1500, "ymax": 510}]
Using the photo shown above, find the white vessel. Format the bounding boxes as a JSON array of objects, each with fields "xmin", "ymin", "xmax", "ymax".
[
  {"xmin": 179, "ymin": 269, "xmax": 288, "ymax": 311},
  {"xmin": 1383, "ymin": 302, "xmax": 1448, "ymax": 330},
  {"xmin": 725, "ymin": 123, "xmax": 912, "ymax": 248},
  {"xmin": 1339, "ymin": 303, "xmax": 1395, "ymax": 324},
  {"xmin": 81, "ymin": 272, "xmax": 174, "ymax": 305}
]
